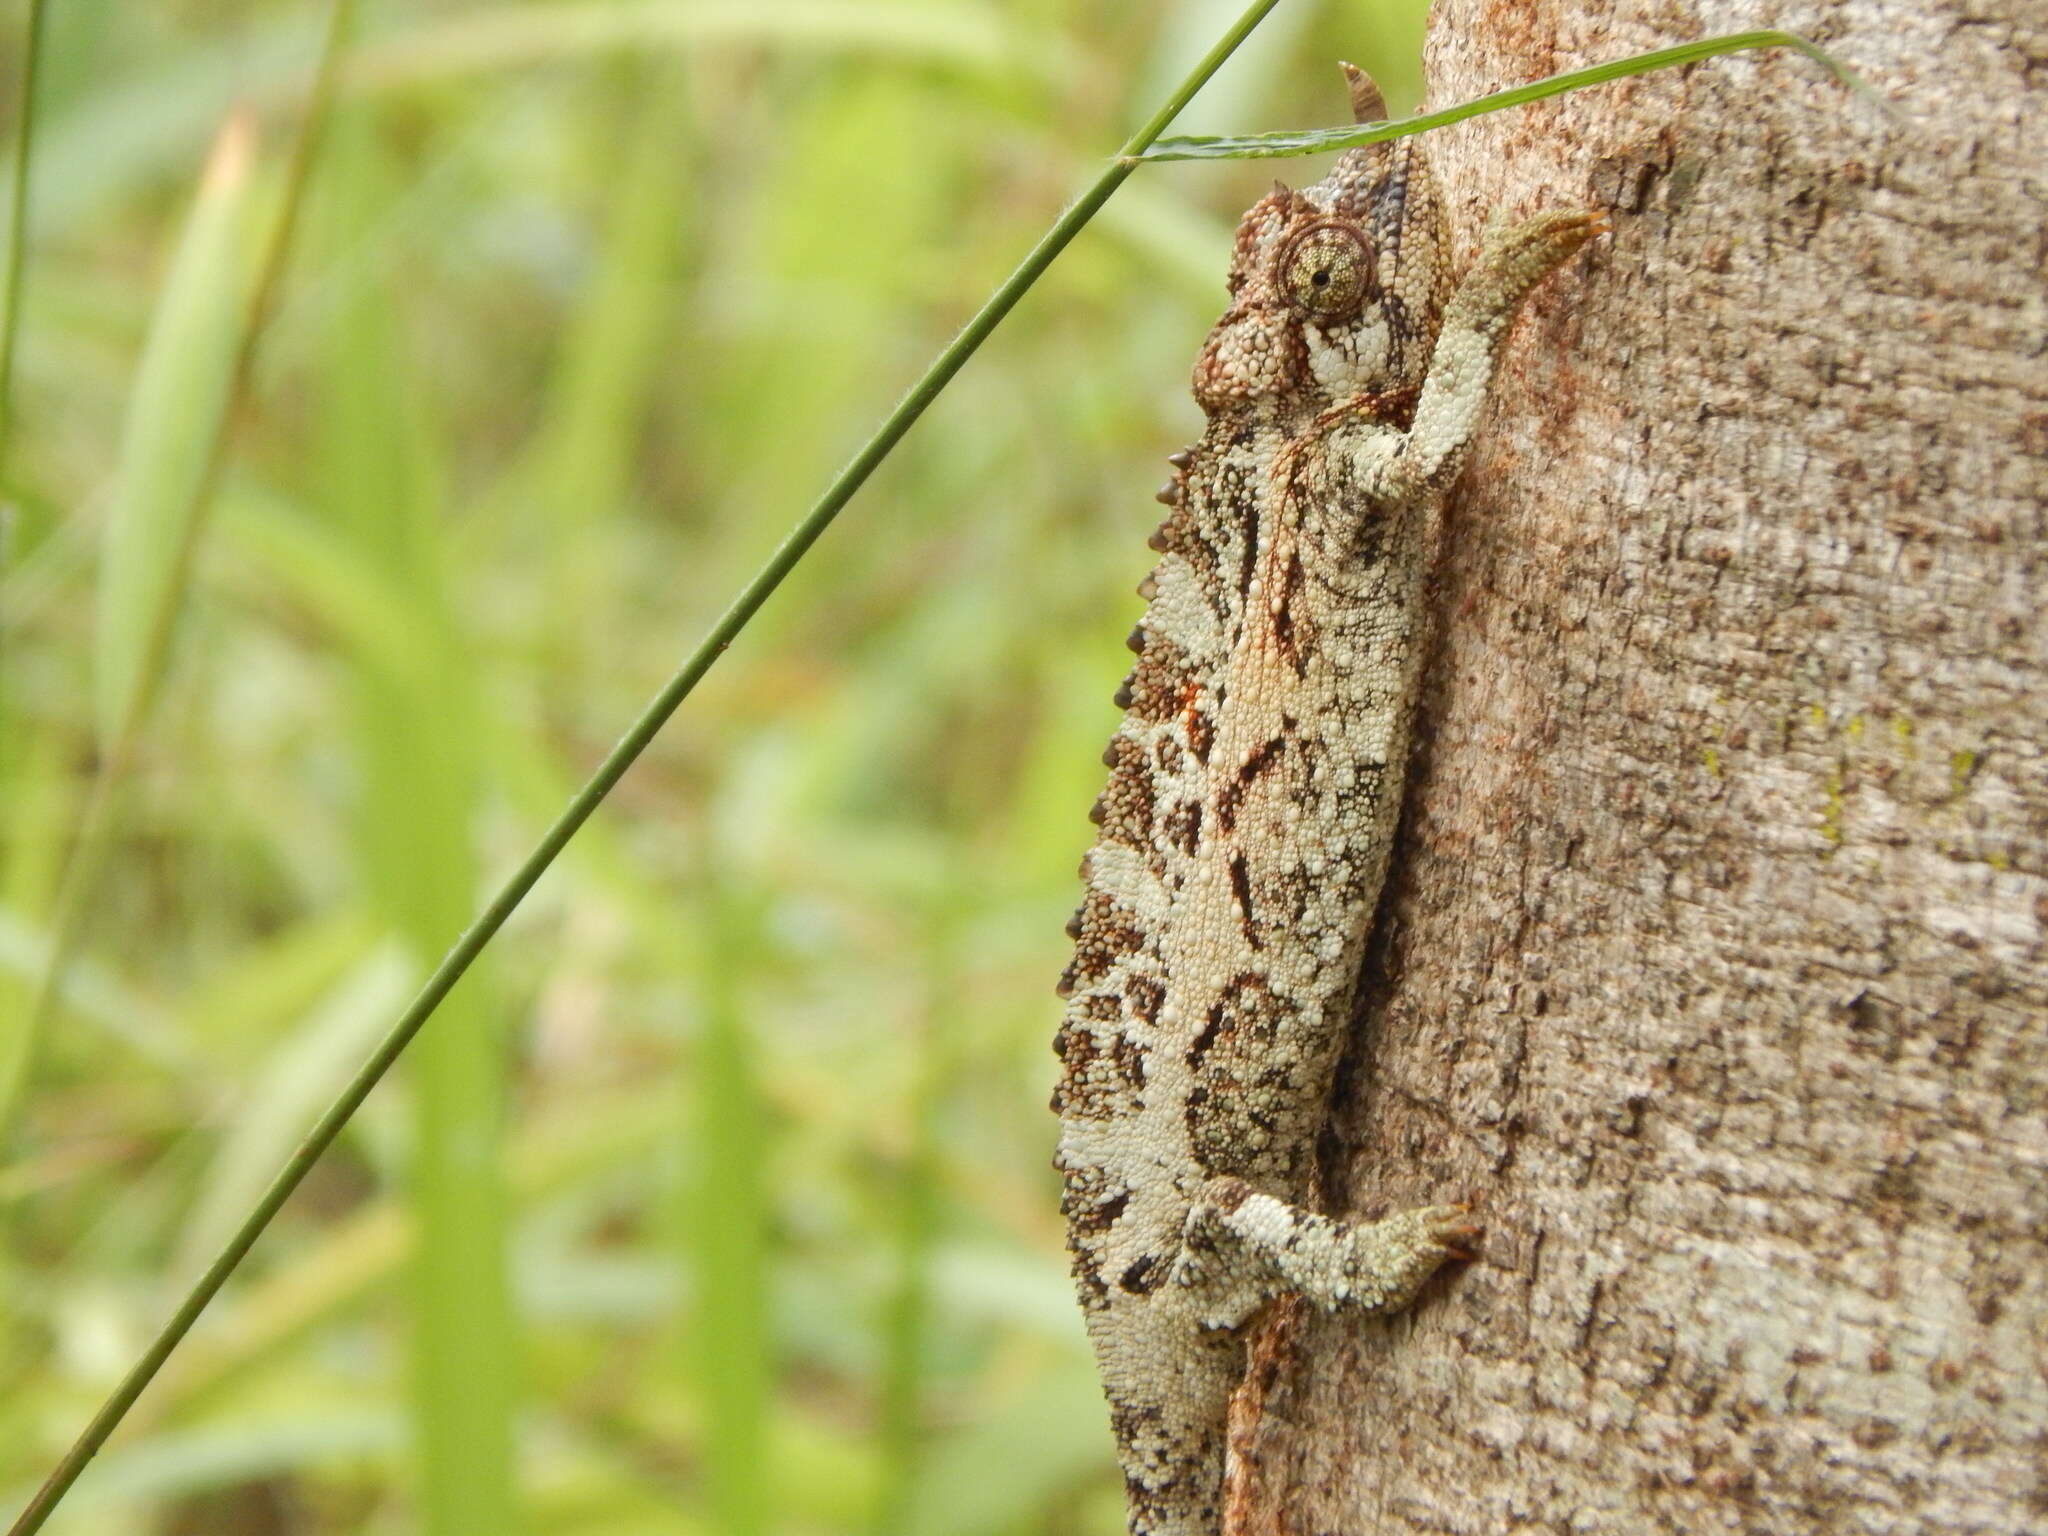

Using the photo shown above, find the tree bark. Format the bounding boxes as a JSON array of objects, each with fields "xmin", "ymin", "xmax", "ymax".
[{"xmin": 1231, "ymin": 2, "xmax": 2048, "ymax": 1532}]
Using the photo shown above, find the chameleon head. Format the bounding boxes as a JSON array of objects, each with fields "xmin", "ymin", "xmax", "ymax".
[{"xmin": 1192, "ymin": 69, "xmax": 1454, "ymax": 415}]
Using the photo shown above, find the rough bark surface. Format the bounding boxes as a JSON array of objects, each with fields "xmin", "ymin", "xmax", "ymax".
[{"xmin": 1230, "ymin": 2, "xmax": 2048, "ymax": 1532}]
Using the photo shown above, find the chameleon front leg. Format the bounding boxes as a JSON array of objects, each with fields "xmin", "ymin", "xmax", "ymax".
[
  {"xmin": 1174, "ymin": 1176, "xmax": 1480, "ymax": 1332},
  {"xmin": 1375, "ymin": 207, "xmax": 1608, "ymax": 502}
]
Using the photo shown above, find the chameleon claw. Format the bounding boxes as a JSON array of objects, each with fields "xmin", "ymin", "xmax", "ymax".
[
  {"xmin": 1423, "ymin": 1202, "xmax": 1485, "ymax": 1262},
  {"xmin": 1545, "ymin": 207, "xmax": 1613, "ymax": 246},
  {"xmin": 1439, "ymin": 1232, "xmax": 1485, "ymax": 1263}
]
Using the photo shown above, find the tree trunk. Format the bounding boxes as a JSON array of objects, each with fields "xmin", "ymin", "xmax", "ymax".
[{"xmin": 1229, "ymin": 1, "xmax": 2048, "ymax": 1531}]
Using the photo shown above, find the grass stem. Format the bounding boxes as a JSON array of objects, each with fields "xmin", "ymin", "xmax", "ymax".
[{"xmin": 1131, "ymin": 30, "xmax": 1877, "ymax": 163}]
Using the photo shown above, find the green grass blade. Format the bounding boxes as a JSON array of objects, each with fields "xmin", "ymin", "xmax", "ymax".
[
  {"xmin": 1132, "ymin": 0, "xmax": 1315, "ymax": 140},
  {"xmin": 94, "ymin": 0, "xmax": 351, "ymax": 742},
  {"xmin": 5, "ymin": 1411, "xmax": 407, "ymax": 1517},
  {"xmin": 91, "ymin": 114, "xmax": 264, "ymax": 744},
  {"xmin": 527, "ymin": 60, "xmax": 695, "ymax": 664},
  {"xmin": 0, "ymin": 0, "xmax": 50, "ymax": 477},
  {"xmin": 312, "ymin": 99, "xmax": 517, "ymax": 1536},
  {"xmin": 680, "ymin": 884, "xmax": 771, "ymax": 1536},
  {"xmin": 871, "ymin": 901, "xmax": 953, "ymax": 1533},
  {"xmin": 0, "ymin": 738, "xmax": 71, "ymax": 1161},
  {"xmin": 1132, "ymin": 30, "xmax": 1878, "ymax": 162}
]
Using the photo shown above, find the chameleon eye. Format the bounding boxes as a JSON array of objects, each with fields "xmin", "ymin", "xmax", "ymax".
[{"xmin": 1278, "ymin": 222, "xmax": 1374, "ymax": 321}]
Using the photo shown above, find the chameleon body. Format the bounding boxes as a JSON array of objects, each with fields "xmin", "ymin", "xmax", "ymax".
[{"xmin": 1053, "ymin": 66, "xmax": 1603, "ymax": 1536}]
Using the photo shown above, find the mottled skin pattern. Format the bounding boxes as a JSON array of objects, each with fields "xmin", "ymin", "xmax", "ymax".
[{"xmin": 1053, "ymin": 67, "xmax": 1604, "ymax": 1536}]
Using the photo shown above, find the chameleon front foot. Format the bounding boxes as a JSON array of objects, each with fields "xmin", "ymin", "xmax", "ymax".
[{"xmin": 1461, "ymin": 207, "xmax": 1610, "ymax": 333}]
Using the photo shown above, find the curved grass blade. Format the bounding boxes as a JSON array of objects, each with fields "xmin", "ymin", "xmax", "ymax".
[
  {"xmin": 0, "ymin": 5, "xmax": 1285, "ymax": 1531},
  {"xmin": 1130, "ymin": 30, "xmax": 1879, "ymax": 164},
  {"xmin": 92, "ymin": 113, "xmax": 267, "ymax": 745}
]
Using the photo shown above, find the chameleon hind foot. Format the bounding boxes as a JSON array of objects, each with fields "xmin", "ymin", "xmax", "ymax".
[{"xmin": 1178, "ymin": 1176, "xmax": 1480, "ymax": 1330}]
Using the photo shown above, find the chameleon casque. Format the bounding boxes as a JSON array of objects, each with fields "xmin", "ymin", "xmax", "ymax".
[{"xmin": 1053, "ymin": 65, "xmax": 1604, "ymax": 1535}]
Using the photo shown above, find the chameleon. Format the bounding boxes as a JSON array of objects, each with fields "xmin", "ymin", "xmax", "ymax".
[{"xmin": 1052, "ymin": 63, "xmax": 1606, "ymax": 1536}]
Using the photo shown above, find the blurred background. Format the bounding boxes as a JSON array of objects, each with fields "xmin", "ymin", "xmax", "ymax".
[{"xmin": 0, "ymin": 2, "xmax": 1431, "ymax": 1532}]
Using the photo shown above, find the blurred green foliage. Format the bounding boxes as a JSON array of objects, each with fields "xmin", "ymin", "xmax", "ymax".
[{"xmin": 1, "ymin": 2, "xmax": 1429, "ymax": 1532}]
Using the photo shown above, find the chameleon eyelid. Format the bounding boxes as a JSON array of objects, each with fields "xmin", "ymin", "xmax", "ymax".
[{"xmin": 1275, "ymin": 219, "xmax": 1375, "ymax": 318}]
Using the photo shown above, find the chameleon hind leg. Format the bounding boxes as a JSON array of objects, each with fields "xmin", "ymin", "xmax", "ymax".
[{"xmin": 1174, "ymin": 1175, "xmax": 1479, "ymax": 1331}]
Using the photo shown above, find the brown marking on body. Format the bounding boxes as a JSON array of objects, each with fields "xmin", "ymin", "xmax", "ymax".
[
  {"xmin": 1119, "ymin": 1254, "xmax": 1165, "ymax": 1295},
  {"xmin": 1189, "ymin": 1001, "xmax": 1226, "ymax": 1069},
  {"xmin": 1052, "ymin": 1006, "xmax": 1149, "ymax": 1121},
  {"xmin": 1216, "ymin": 736, "xmax": 1288, "ymax": 834},
  {"xmin": 1099, "ymin": 734, "xmax": 1160, "ymax": 847},
  {"xmin": 1126, "ymin": 634, "xmax": 1195, "ymax": 726},
  {"xmin": 1069, "ymin": 1246, "xmax": 1110, "ymax": 1306},
  {"xmin": 1065, "ymin": 890, "xmax": 1146, "ymax": 990},
  {"xmin": 1186, "ymin": 698, "xmax": 1216, "ymax": 764},
  {"xmin": 1270, "ymin": 553, "xmax": 1308, "ymax": 674},
  {"xmin": 1227, "ymin": 853, "xmax": 1260, "ymax": 949},
  {"xmin": 1235, "ymin": 500, "xmax": 1261, "ymax": 600},
  {"xmin": 1062, "ymin": 1175, "xmax": 1132, "ymax": 1236},
  {"xmin": 1125, "ymin": 973, "xmax": 1165, "ymax": 1026},
  {"xmin": 1161, "ymin": 798, "xmax": 1204, "ymax": 857}
]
